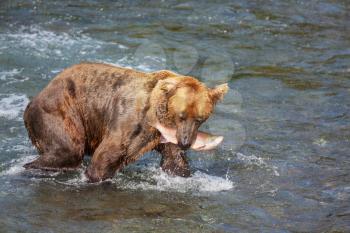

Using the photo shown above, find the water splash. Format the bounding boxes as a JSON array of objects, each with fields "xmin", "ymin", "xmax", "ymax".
[
  {"xmin": 235, "ymin": 152, "xmax": 280, "ymax": 176},
  {"xmin": 0, "ymin": 69, "xmax": 28, "ymax": 86},
  {"xmin": 1, "ymin": 156, "xmax": 233, "ymax": 193},
  {"xmin": 0, "ymin": 69, "xmax": 22, "ymax": 80},
  {"xmin": 115, "ymin": 167, "xmax": 234, "ymax": 193},
  {"xmin": 0, "ymin": 155, "xmax": 36, "ymax": 176},
  {"xmin": 2, "ymin": 26, "xmax": 102, "ymax": 58},
  {"xmin": 61, "ymin": 166, "xmax": 234, "ymax": 193},
  {"xmin": 0, "ymin": 94, "xmax": 29, "ymax": 121}
]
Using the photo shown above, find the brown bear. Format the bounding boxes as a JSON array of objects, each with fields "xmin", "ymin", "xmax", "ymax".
[{"xmin": 23, "ymin": 63, "xmax": 229, "ymax": 182}]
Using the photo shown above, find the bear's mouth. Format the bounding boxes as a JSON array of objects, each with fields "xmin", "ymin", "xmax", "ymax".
[{"xmin": 154, "ymin": 122, "xmax": 223, "ymax": 151}]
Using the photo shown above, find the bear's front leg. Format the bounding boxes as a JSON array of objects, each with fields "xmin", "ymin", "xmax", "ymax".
[
  {"xmin": 85, "ymin": 138, "xmax": 126, "ymax": 182},
  {"xmin": 156, "ymin": 143, "xmax": 190, "ymax": 177}
]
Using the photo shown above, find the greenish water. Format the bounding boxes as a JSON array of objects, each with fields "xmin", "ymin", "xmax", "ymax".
[{"xmin": 0, "ymin": 0, "xmax": 349, "ymax": 232}]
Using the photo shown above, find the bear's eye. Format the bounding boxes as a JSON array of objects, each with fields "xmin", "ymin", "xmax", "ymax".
[
  {"xmin": 179, "ymin": 112, "xmax": 186, "ymax": 121},
  {"xmin": 196, "ymin": 117, "xmax": 203, "ymax": 123}
]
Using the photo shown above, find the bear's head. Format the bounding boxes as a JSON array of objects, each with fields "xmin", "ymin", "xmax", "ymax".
[{"xmin": 153, "ymin": 73, "xmax": 229, "ymax": 150}]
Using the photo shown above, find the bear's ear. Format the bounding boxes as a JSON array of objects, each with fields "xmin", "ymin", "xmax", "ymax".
[
  {"xmin": 159, "ymin": 78, "xmax": 179, "ymax": 93},
  {"xmin": 209, "ymin": 83, "xmax": 229, "ymax": 104},
  {"xmin": 152, "ymin": 70, "xmax": 178, "ymax": 79}
]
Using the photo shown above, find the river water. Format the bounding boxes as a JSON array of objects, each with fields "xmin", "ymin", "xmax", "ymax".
[{"xmin": 0, "ymin": 0, "xmax": 349, "ymax": 232}]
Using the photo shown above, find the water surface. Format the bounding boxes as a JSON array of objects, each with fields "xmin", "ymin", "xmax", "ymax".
[{"xmin": 0, "ymin": 0, "xmax": 349, "ymax": 232}]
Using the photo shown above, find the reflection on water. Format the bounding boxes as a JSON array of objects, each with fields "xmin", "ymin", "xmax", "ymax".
[{"xmin": 0, "ymin": 0, "xmax": 349, "ymax": 232}]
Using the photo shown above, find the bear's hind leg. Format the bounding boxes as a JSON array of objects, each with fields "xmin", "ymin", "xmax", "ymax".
[
  {"xmin": 23, "ymin": 153, "xmax": 82, "ymax": 171},
  {"xmin": 23, "ymin": 99, "xmax": 85, "ymax": 171}
]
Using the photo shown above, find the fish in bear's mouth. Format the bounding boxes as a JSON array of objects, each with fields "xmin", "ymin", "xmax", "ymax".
[{"xmin": 154, "ymin": 122, "xmax": 223, "ymax": 151}]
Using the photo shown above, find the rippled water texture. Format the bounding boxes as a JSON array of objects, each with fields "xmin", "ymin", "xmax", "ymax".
[{"xmin": 0, "ymin": 1, "xmax": 349, "ymax": 232}]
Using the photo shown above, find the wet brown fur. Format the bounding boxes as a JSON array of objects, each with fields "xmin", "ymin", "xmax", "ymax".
[{"xmin": 23, "ymin": 63, "xmax": 228, "ymax": 182}]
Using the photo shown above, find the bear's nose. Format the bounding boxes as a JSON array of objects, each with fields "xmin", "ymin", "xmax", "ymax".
[{"xmin": 179, "ymin": 135, "xmax": 191, "ymax": 149}]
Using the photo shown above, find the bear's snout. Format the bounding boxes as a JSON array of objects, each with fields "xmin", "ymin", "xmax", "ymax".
[
  {"xmin": 176, "ymin": 120, "xmax": 198, "ymax": 150},
  {"xmin": 179, "ymin": 135, "xmax": 191, "ymax": 149}
]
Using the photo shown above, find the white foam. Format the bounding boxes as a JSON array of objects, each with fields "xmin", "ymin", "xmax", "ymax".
[
  {"xmin": 235, "ymin": 152, "xmax": 266, "ymax": 166},
  {"xmin": 0, "ymin": 69, "xmax": 28, "ymax": 86},
  {"xmin": 0, "ymin": 26, "xmax": 109, "ymax": 59},
  {"xmin": 0, "ymin": 26, "xmax": 159, "ymax": 73},
  {"xmin": 59, "ymin": 168, "xmax": 88, "ymax": 185},
  {"xmin": 313, "ymin": 138, "xmax": 327, "ymax": 147},
  {"xmin": 34, "ymin": 164, "xmax": 233, "ymax": 193},
  {"xmin": 5, "ymin": 145, "xmax": 29, "ymax": 152},
  {"xmin": 100, "ymin": 59, "xmax": 156, "ymax": 73},
  {"xmin": 118, "ymin": 44, "xmax": 128, "ymax": 49},
  {"xmin": 0, "ymin": 155, "xmax": 37, "ymax": 176},
  {"xmin": 0, "ymin": 69, "xmax": 22, "ymax": 80},
  {"xmin": 113, "ymin": 167, "xmax": 234, "ymax": 193},
  {"xmin": 6, "ymin": 26, "xmax": 72, "ymax": 55},
  {"xmin": 0, "ymin": 94, "xmax": 29, "ymax": 120},
  {"xmin": 1, "ymin": 154, "xmax": 233, "ymax": 193},
  {"xmin": 0, "ymin": 155, "xmax": 234, "ymax": 194},
  {"xmin": 235, "ymin": 152, "xmax": 280, "ymax": 176}
]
